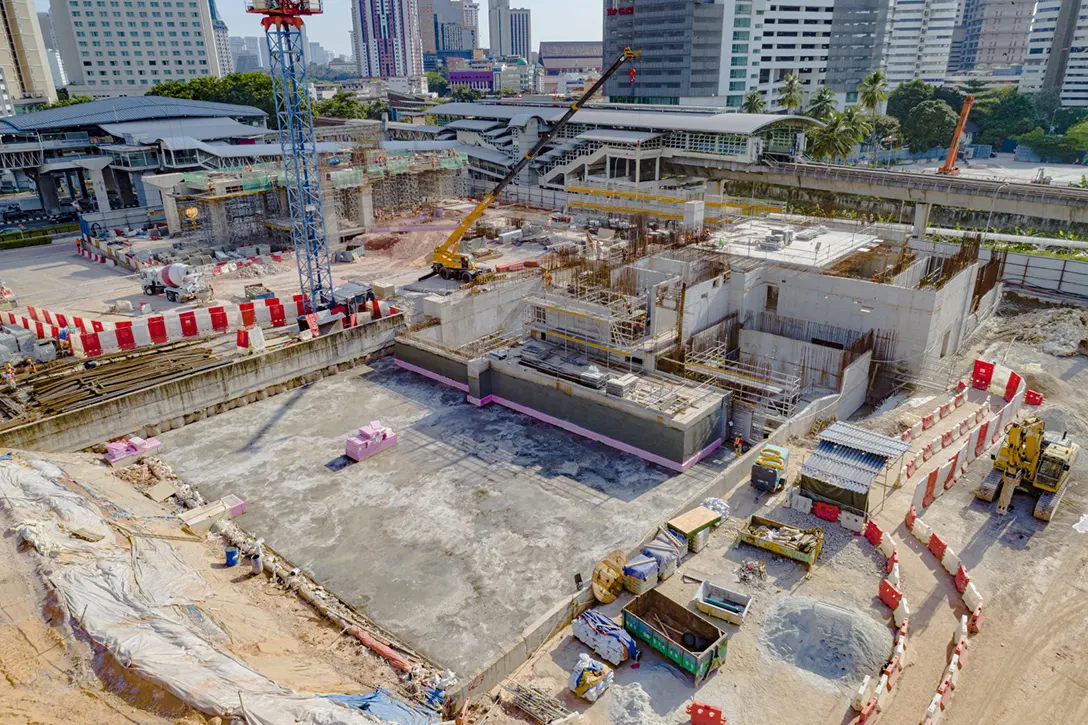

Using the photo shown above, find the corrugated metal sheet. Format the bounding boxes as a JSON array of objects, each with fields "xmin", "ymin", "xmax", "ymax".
[
  {"xmin": 818, "ymin": 422, "xmax": 911, "ymax": 459},
  {"xmin": 443, "ymin": 119, "xmax": 504, "ymax": 132},
  {"xmin": 577, "ymin": 129, "xmax": 663, "ymax": 144},
  {"xmin": 0, "ymin": 97, "xmax": 266, "ymax": 133},
  {"xmin": 100, "ymin": 117, "xmax": 264, "ymax": 143},
  {"xmin": 800, "ymin": 441, "xmax": 885, "ymax": 494}
]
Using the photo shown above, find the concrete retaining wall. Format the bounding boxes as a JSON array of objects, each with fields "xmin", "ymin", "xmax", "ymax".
[
  {"xmin": 393, "ymin": 337, "xmax": 470, "ymax": 388},
  {"xmin": 418, "ymin": 276, "xmax": 542, "ymax": 349},
  {"xmin": 0, "ymin": 314, "xmax": 403, "ymax": 452}
]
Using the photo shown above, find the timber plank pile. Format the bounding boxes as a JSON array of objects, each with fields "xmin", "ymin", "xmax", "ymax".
[{"xmin": 0, "ymin": 341, "xmax": 219, "ymax": 430}]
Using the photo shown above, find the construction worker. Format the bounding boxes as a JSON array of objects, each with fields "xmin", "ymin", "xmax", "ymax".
[
  {"xmin": 733, "ymin": 433, "xmax": 745, "ymax": 457},
  {"xmin": 3, "ymin": 363, "xmax": 14, "ymax": 390},
  {"xmin": 24, "ymin": 358, "xmax": 35, "ymax": 374}
]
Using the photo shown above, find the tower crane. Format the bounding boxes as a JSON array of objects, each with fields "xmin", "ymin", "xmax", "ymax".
[
  {"xmin": 247, "ymin": 0, "xmax": 334, "ymax": 313},
  {"xmin": 428, "ymin": 47, "xmax": 642, "ymax": 282}
]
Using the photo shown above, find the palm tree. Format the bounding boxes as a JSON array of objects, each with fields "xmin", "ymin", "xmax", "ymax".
[
  {"xmin": 809, "ymin": 115, "xmax": 847, "ymax": 163},
  {"xmin": 777, "ymin": 72, "xmax": 804, "ymax": 115},
  {"xmin": 741, "ymin": 89, "xmax": 766, "ymax": 114},
  {"xmin": 806, "ymin": 87, "xmax": 836, "ymax": 122},
  {"xmin": 858, "ymin": 70, "xmax": 888, "ymax": 165},
  {"xmin": 840, "ymin": 105, "xmax": 873, "ymax": 151}
]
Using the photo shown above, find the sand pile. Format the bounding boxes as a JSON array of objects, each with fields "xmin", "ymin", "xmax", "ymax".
[
  {"xmin": 759, "ymin": 597, "xmax": 892, "ymax": 682},
  {"xmin": 608, "ymin": 683, "xmax": 670, "ymax": 725}
]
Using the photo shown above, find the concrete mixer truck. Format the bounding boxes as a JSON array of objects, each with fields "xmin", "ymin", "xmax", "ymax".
[{"xmin": 140, "ymin": 263, "xmax": 208, "ymax": 303}]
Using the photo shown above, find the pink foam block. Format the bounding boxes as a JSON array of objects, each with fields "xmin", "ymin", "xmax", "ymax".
[
  {"xmin": 345, "ymin": 420, "xmax": 398, "ymax": 461},
  {"xmin": 104, "ymin": 436, "xmax": 162, "ymax": 465}
]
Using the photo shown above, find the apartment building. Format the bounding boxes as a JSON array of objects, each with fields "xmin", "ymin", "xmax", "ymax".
[
  {"xmin": 883, "ymin": 0, "xmax": 958, "ymax": 87},
  {"xmin": 949, "ymin": 0, "xmax": 1034, "ymax": 74},
  {"xmin": 48, "ymin": 0, "xmax": 222, "ymax": 98},
  {"xmin": 0, "ymin": 0, "xmax": 57, "ymax": 110},
  {"xmin": 1020, "ymin": 0, "xmax": 1088, "ymax": 105},
  {"xmin": 208, "ymin": 0, "xmax": 230, "ymax": 76},
  {"xmin": 351, "ymin": 0, "xmax": 424, "ymax": 78},
  {"xmin": 488, "ymin": 0, "xmax": 530, "ymax": 60}
]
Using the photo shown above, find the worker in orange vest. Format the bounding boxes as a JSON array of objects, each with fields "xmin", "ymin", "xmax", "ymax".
[{"xmin": 733, "ymin": 434, "xmax": 744, "ymax": 457}]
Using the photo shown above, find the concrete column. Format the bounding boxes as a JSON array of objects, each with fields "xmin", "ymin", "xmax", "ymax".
[
  {"xmin": 37, "ymin": 173, "xmax": 60, "ymax": 213},
  {"xmin": 131, "ymin": 173, "xmax": 148, "ymax": 207},
  {"xmin": 88, "ymin": 168, "xmax": 112, "ymax": 212},
  {"xmin": 912, "ymin": 202, "xmax": 931, "ymax": 239},
  {"xmin": 655, "ymin": 157, "xmax": 661, "ymax": 182},
  {"xmin": 208, "ymin": 200, "xmax": 230, "ymax": 243},
  {"xmin": 605, "ymin": 155, "xmax": 611, "ymax": 179},
  {"xmin": 583, "ymin": 162, "xmax": 589, "ymax": 181},
  {"xmin": 77, "ymin": 169, "xmax": 89, "ymax": 199},
  {"xmin": 161, "ymin": 193, "xmax": 181, "ymax": 236},
  {"xmin": 635, "ymin": 155, "xmax": 641, "ymax": 191},
  {"xmin": 358, "ymin": 186, "xmax": 374, "ymax": 231}
]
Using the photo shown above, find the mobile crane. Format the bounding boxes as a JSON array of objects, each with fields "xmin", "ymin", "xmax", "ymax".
[
  {"xmin": 937, "ymin": 94, "xmax": 975, "ymax": 176},
  {"xmin": 428, "ymin": 47, "xmax": 642, "ymax": 282}
]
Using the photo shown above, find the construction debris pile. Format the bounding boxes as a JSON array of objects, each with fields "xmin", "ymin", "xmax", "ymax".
[
  {"xmin": 989, "ymin": 305, "xmax": 1088, "ymax": 357},
  {"xmin": 747, "ymin": 520, "xmax": 821, "ymax": 553},
  {"xmin": 736, "ymin": 559, "xmax": 769, "ymax": 585}
]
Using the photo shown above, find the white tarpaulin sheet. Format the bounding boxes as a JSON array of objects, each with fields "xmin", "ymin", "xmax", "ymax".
[{"xmin": 0, "ymin": 459, "xmax": 381, "ymax": 725}]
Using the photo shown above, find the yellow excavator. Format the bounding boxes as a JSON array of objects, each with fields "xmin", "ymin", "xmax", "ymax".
[
  {"xmin": 975, "ymin": 416, "xmax": 1079, "ymax": 522},
  {"xmin": 427, "ymin": 47, "xmax": 642, "ymax": 283}
]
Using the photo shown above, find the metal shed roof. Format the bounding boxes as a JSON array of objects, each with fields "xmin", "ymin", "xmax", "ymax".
[
  {"xmin": 818, "ymin": 422, "xmax": 912, "ymax": 459},
  {"xmin": 443, "ymin": 119, "xmax": 504, "ymax": 132},
  {"xmin": 0, "ymin": 96, "xmax": 267, "ymax": 133},
  {"xmin": 462, "ymin": 145, "xmax": 513, "ymax": 166},
  {"xmin": 432, "ymin": 102, "xmax": 820, "ymax": 135},
  {"xmin": 800, "ymin": 441, "xmax": 886, "ymax": 494},
  {"xmin": 100, "ymin": 117, "xmax": 264, "ymax": 143}
]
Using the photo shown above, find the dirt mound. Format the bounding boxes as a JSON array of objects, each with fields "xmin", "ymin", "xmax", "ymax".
[
  {"xmin": 759, "ymin": 597, "xmax": 892, "ymax": 683},
  {"xmin": 364, "ymin": 236, "xmax": 400, "ymax": 251},
  {"xmin": 989, "ymin": 306, "xmax": 1088, "ymax": 357}
]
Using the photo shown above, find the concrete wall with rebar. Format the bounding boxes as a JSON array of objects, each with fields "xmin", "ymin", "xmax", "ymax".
[{"xmin": 0, "ymin": 315, "xmax": 402, "ymax": 452}]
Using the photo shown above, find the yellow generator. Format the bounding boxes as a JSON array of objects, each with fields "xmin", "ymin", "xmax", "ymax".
[{"xmin": 976, "ymin": 416, "xmax": 1079, "ymax": 522}]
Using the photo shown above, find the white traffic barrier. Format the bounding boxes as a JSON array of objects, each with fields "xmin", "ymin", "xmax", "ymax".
[
  {"xmin": 887, "ymin": 562, "xmax": 901, "ymax": 589},
  {"xmin": 839, "ymin": 511, "xmax": 865, "ymax": 532},
  {"xmin": 791, "ymin": 493, "xmax": 812, "ymax": 514},
  {"xmin": 963, "ymin": 582, "xmax": 983, "ymax": 613},
  {"xmin": 955, "ymin": 615, "xmax": 968, "ymax": 646},
  {"xmin": 878, "ymin": 533, "xmax": 897, "ymax": 558},
  {"xmin": 875, "ymin": 673, "xmax": 890, "ymax": 711},
  {"xmin": 911, "ymin": 516, "xmax": 932, "ymax": 544},
  {"xmin": 942, "ymin": 547, "xmax": 962, "ymax": 576},
  {"xmin": 894, "ymin": 639, "xmax": 907, "ymax": 668},
  {"xmin": 926, "ymin": 694, "xmax": 943, "ymax": 724},
  {"xmin": 853, "ymin": 675, "xmax": 873, "ymax": 712},
  {"xmin": 893, "ymin": 598, "xmax": 910, "ymax": 627},
  {"xmin": 947, "ymin": 658, "xmax": 960, "ymax": 688}
]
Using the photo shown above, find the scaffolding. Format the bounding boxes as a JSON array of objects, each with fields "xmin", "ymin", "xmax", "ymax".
[{"xmin": 565, "ymin": 180, "xmax": 784, "ymax": 223}]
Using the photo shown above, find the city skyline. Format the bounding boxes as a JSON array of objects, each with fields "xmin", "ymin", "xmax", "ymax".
[{"xmin": 31, "ymin": 0, "xmax": 600, "ymax": 61}]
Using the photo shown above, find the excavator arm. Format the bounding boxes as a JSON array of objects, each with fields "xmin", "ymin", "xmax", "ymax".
[{"xmin": 429, "ymin": 47, "xmax": 642, "ymax": 281}]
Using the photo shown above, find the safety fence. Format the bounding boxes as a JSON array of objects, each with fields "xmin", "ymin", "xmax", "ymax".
[
  {"xmin": 905, "ymin": 506, "xmax": 983, "ymax": 725},
  {"xmin": 907, "ymin": 361, "xmax": 1031, "ymax": 513}
]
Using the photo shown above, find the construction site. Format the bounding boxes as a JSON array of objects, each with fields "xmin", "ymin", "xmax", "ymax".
[{"xmin": 3, "ymin": 20, "xmax": 1088, "ymax": 725}]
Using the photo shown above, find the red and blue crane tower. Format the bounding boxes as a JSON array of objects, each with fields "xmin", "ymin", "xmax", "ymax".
[{"xmin": 246, "ymin": 0, "xmax": 333, "ymax": 313}]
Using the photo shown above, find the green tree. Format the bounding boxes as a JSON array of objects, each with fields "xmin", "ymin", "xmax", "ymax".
[
  {"xmin": 306, "ymin": 64, "xmax": 357, "ymax": 82},
  {"xmin": 426, "ymin": 71, "xmax": 449, "ymax": 96},
  {"xmin": 886, "ymin": 79, "xmax": 934, "ymax": 123},
  {"xmin": 40, "ymin": 95, "xmax": 94, "ymax": 110},
  {"xmin": 1015, "ymin": 127, "xmax": 1086, "ymax": 163},
  {"xmin": 873, "ymin": 114, "xmax": 902, "ymax": 150},
  {"xmin": 933, "ymin": 86, "xmax": 966, "ymax": 115},
  {"xmin": 1032, "ymin": 89, "xmax": 1061, "ymax": 132},
  {"xmin": 961, "ymin": 78, "xmax": 987, "ymax": 96},
  {"xmin": 806, "ymin": 87, "xmax": 836, "ymax": 122},
  {"xmin": 147, "ymin": 72, "xmax": 280, "ymax": 126},
  {"xmin": 777, "ymin": 72, "xmax": 804, "ymax": 114},
  {"xmin": 314, "ymin": 91, "xmax": 369, "ymax": 118},
  {"xmin": 1054, "ymin": 107, "xmax": 1088, "ymax": 134},
  {"xmin": 839, "ymin": 105, "xmax": 873, "ymax": 149},
  {"xmin": 858, "ymin": 69, "xmax": 888, "ymax": 164},
  {"xmin": 741, "ymin": 89, "xmax": 766, "ymax": 114},
  {"xmin": 808, "ymin": 113, "xmax": 853, "ymax": 162},
  {"xmin": 976, "ymin": 87, "xmax": 1036, "ymax": 147},
  {"xmin": 450, "ymin": 85, "xmax": 485, "ymax": 102},
  {"xmin": 901, "ymin": 99, "xmax": 958, "ymax": 153}
]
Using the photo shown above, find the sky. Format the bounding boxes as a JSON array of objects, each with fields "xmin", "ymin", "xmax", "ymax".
[{"xmin": 34, "ymin": 0, "xmax": 603, "ymax": 59}]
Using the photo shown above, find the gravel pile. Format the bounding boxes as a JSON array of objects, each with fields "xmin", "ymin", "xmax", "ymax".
[
  {"xmin": 990, "ymin": 306, "xmax": 1088, "ymax": 357},
  {"xmin": 759, "ymin": 596, "xmax": 892, "ymax": 682}
]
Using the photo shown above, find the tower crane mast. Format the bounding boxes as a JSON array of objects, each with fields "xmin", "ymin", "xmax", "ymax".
[{"xmin": 247, "ymin": 0, "xmax": 333, "ymax": 313}]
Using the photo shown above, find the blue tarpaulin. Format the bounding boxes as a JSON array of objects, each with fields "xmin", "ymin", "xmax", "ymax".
[{"xmin": 324, "ymin": 689, "xmax": 438, "ymax": 725}]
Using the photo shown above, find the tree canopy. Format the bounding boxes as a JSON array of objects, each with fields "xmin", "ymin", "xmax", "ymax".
[
  {"xmin": 40, "ymin": 95, "xmax": 93, "ymax": 110},
  {"xmin": 426, "ymin": 71, "xmax": 449, "ymax": 97},
  {"xmin": 313, "ymin": 92, "xmax": 388, "ymax": 120},
  {"xmin": 901, "ymin": 100, "xmax": 958, "ymax": 153},
  {"xmin": 148, "ymin": 72, "xmax": 278, "ymax": 126},
  {"xmin": 806, "ymin": 87, "xmax": 836, "ymax": 122},
  {"xmin": 886, "ymin": 80, "xmax": 933, "ymax": 124},
  {"xmin": 778, "ymin": 73, "xmax": 804, "ymax": 114},
  {"xmin": 741, "ymin": 89, "xmax": 766, "ymax": 114},
  {"xmin": 449, "ymin": 86, "xmax": 485, "ymax": 103}
]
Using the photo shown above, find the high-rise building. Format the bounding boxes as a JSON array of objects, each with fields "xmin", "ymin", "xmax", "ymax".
[
  {"xmin": 1020, "ymin": 0, "xmax": 1088, "ymax": 105},
  {"xmin": 883, "ymin": 0, "xmax": 958, "ymax": 87},
  {"xmin": 49, "ymin": 0, "xmax": 221, "ymax": 97},
  {"xmin": 309, "ymin": 42, "xmax": 331, "ymax": 66},
  {"xmin": 209, "ymin": 0, "xmax": 233, "ymax": 76},
  {"xmin": 37, "ymin": 11, "xmax": 69, "ymax": 90},
  {"xmin": 463, "ymin": 1, "xmax": 480, "ymax": 48},
  {"xmin": 352, "ymin": 0, "xmax": 424, "ymax": 78},
  {"xmin": 0, "ymin": 0, "xmax": 57, "ymax": 110},
  {"xmin": 420, "ymin": 0, "xmax": 438, "ymax": 54},
  {"xmin": 509, "ymin": 8, "xmax": 530, "ymax": 61},
  {"xmin": 825, "ymin": 0, "xmax": 890, "ymax": 104},
  {"xmin": 948, "ymin": 0, "xmax": 1034, "ymax": 74}
]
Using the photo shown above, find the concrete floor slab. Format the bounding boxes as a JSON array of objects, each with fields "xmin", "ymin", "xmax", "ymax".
[{"xmin": 156, "ymin": 358, "xmax": 735, "ymax": 677}]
